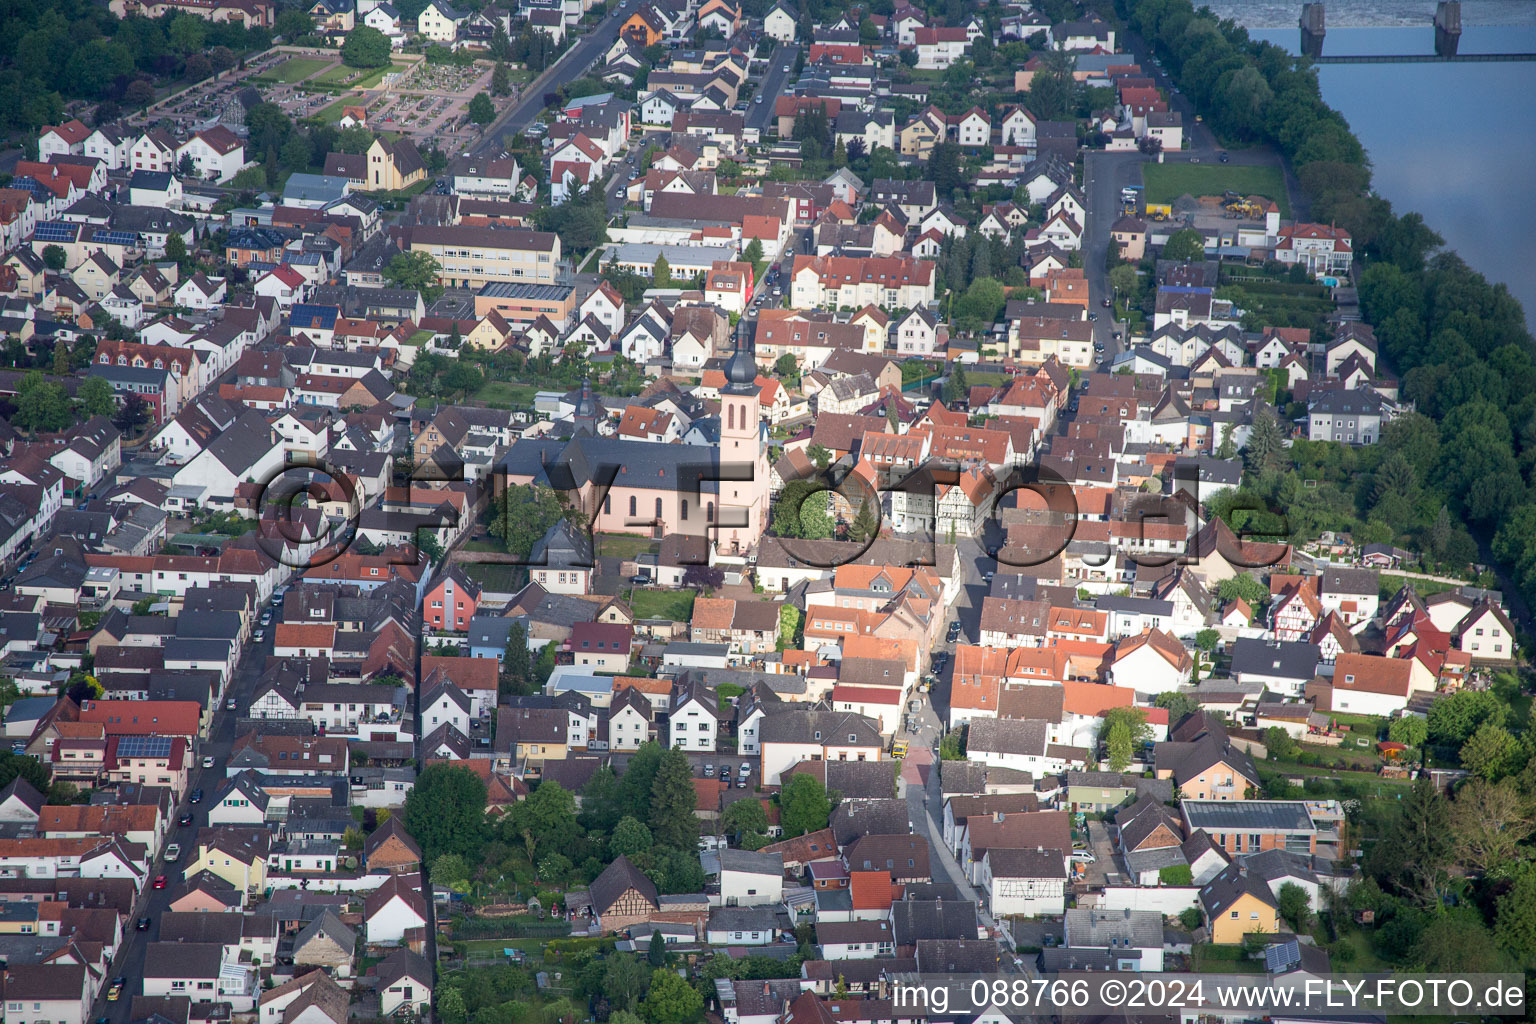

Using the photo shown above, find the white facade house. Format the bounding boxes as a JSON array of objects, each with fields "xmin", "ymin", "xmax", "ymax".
[
  {"xmin": 669, "ymin": 687, "xmax": 721, "ymax": 752},
  {"xmin": 176, "ymin": 129, "xmax": 247, "ymax": 184},
  {"xmin": 980, "ymin": 848, "xmax": 1068, "ymax": 917},
  {"xmin": 0, "ymin": 965, "xmax": 92, "ymax": 1024},
  {"xmin": 716, "ymin": 850, "xmax": 784, "ymax": 907}
]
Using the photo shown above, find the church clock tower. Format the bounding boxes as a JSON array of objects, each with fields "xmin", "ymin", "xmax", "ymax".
[{"xmin": 717, "ymin": 338, "xmax": 769, "ymax": 556}]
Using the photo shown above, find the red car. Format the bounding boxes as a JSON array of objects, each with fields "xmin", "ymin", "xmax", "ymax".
[{"xmin": 153, "ymin": 875, "xmax": 167, "ymax": 889}]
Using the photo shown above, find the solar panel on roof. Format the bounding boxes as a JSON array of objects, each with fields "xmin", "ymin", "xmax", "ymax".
[
  {"xmin": 34, "ymin": 222, "xmax": 77, "ymax": 242},
  {"xmin": 1264, "ymin": 939, "xmax": 1300, "ymax": 973},
  {"xmin": 92, "ymin": 231, "xmax": 139, "ymax": 246},
  {"xmin": 116, "ymin": 735, "xmax": 174, "ymax": 759}
]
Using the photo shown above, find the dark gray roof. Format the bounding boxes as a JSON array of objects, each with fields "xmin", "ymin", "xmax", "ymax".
[
  {"xmin": 1182, "ymin": 800, "xmax": 1314, "ymax": 832},
  {"xmin": 889, "ymin": 899, "xmax": 979, "ymax": 944},
  {"xmin": 984, "ymin": 847, "xmax": 1067, "ymax": 879},
  {"xmin": 589, "ymin": 854, "xmax": 658, "ymax": 916},
  {"xmin": 829, "ymin": 798, "xmax": 910, "ymax": 846},
  {"xmin": 1229, "ymin": 638, "xmax": 1321, "ymax": 680}
]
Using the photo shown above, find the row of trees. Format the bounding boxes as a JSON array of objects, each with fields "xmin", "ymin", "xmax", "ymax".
[
  {"xmin": 1, "ymin": 0, "xmax": 275, "ymax": 127},
  {"xmin": 1122, "ymin": 0, "xmax": 1534, "ymax": 591}
]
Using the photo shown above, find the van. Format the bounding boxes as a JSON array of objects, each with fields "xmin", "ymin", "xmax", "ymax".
[{"xmin": 892, "ymin": 741, "xmax": 908, "ymax": 758}]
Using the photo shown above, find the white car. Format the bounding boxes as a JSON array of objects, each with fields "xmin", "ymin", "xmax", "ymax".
[
  {"xmin": 782, "ymin": 65, "xmax": 791, "ymax": 73},
  {"xmin": 202, "ymin": 756, "xmax": 215, "ymax": 769},
  {"xmin": 1069, "ymin": 850, "xmax": 1096, "ymax": 864}
]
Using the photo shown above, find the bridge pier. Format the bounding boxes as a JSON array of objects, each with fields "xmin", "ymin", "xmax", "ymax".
[
  {"xmin": 1300, "ymin": 3, "xmax": 1326, "ymax": 59},
  {"xmin": 1435, "ymin": 1, "xmax": 1462, "ymax": 57}
]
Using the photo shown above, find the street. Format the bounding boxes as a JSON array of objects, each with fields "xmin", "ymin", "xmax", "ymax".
[
  {"xmin": 92, "ymin": 613, "xmax": 277, "ymax": 1024},
  {"xmin": 746, "ymin": 45, "xmax": 798, "ymax": 133},
  {"xmin": 468, "ymin": 9, "xmax": 626, "ymax": 159}
]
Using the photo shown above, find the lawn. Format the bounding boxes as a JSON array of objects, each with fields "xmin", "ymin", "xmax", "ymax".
[
  {"xmin": 1142, "ymin": 162, "xmax": 1291, "ymax": 219},
  {"xmin": 459, "ymin": 538, "xmax": 504, "ymax": 553},
  {"xmin": 269, "ymin": 57, "xmax": 331, "ymax": 83},
  {"xmin": 462, "ymin": 563, "xmax": 523, "ymax": 592},
  {"xmin": 1191, "ymin": 944, "xmax": 1265, "ymax": 973},
  {"xmin": 352, "ymin": 62, "xmax": 412, "ymax": 89},
  {"xmin": 595, "ymin": 533, "xmax": 659, "ymax": 560},
  {"xmin": 309, "ymin": 97, "xmax": 353, "ymax": 124},
  {"xmin": 1376, "ymin": 572, "xmax": 1461, "ymax": 602},
  {"xmin": 472, "ymin": 380, "xmax": 538, "ymax": 408},
  {"xmin": 626, "ymin": 588, "xmax": 697, "ymax": 622}
]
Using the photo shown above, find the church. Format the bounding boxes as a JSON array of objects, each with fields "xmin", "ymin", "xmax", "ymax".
[{"xmin": 499, "ymin": 342, "xmax": 770, "ymax": 559}]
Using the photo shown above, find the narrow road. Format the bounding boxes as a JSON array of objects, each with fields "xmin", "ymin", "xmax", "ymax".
[
  {"xmin": 469, "ymin": 9, "xmax": 626, "ymax": 159},
  {"xmin": 92, "ymin": 613, "xmax": 276, "ymax": 1023},
  {"xmin": 746, "ymin": 45, "xmax": 798, "ymax": 133}
]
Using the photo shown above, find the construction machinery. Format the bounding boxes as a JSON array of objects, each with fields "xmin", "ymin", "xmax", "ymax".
[
  {"xmin": 1224, "ymin": 199, "xmax": 1264, "ymax": 219},
  {"xmin": 1145, "ymin": 202, "xmax": 1172, "ymax": 221}
]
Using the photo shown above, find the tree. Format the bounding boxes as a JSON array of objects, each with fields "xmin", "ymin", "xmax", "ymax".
[
  {"xmin": 604, "ymin": 958, "xmax": 651, "ymax": 1012},
  {"xmin": 777, "ymin": 604, "xmax": 801, "ymax": 650},
  {"xmin": 75, "ymin": 377, "xmax": 116, "ymax": 419},
  {"xmin": 1460, "ymin": 722, "xmax": 1519, "ymax": 781},
  {"xmin": 721, "ymin": 797, "xmax": 769, "ymax": 841},
  {"xmin": 1388, "ymin": 715, "xmax": 1428, "ymax": 749},
  {"xmin": 1242, "ymin": 404, "xmax": 1286, "ymax": 475},
  {"xmin": 12, "ymin": 372, "xmax": 71, "ymax": 433},
  {"xmin": 341, "ymin": 26, "xmax": 391, "ymax": 68},
  {"xmin": 125, "ymin": 79, "xmax": 156, "ymax": 110},
  {"xmin": 942, "ymin": 363, "xmax": 968, "ymax": 405},
  {"xmin": 165, "ymin": 232, "xmax": 188, "ymax": 270},
  {"xmin": 1162, "ymin": 228, "xmax": 1206, "ymax": 263},
  {"xmin": 774, "ymin": 353, "xmax": 797, "ymax": 378},
  {"xmin": 1101, "ymin": 707, "xmax": 1150, "ymax": 771},
  {"xmin": 1193, "ymin": 629, "xmax": 1221, "ymax": 653},
  {"xmin": 680, "ymin": 565, "xmax": 725, "ymax": 592},
  {"xmin": 430, "ymin": 852, "xmax": 470, "ymax": 889},
  {"xmin": 42, "ymin": 245, "xmax": 66, "ymax": 271},
  {"xmin": 1265, "ymin": 727, "xmax": 1299, "ymax": 761},
  {"xmin": 641, "ymin": 968, "xmax": 703, "ymax": 1024},
  {"xmin": 468, "ymin": 92, "xmax": 495, "ymax": 124},
  {"xmin": 1277, "ymin": 882, "xmax": 1311, "ymax": 931},
  {"xmin": 0, "ymin": 752, "xmax": 50, "ymax": 794},
  {"xmin": 1153, "ymin": 690, "xmax": 1199, "ymax": 723},
  {"xmin": 1108, "ymin": 263, "xmax": 1139, "ymax": 305},
  {"xmin": 114, "ymin": 393, "xmax": 150, "ymax": 436},
  {"xmin": 743, "ymin": 237, "xmax": 764, "ymax": 276},
  {"xmin": 1428, "ymin": 689, "xmax": 1507, "ymax": 746},
  {"xmin": 1450, "ymin": 777, "xmax": 1535, "ymax": 877},
  {"xmin": 177, "ymin": 153, "xmax": 195, "ymax": 178},
  {"xmin": 1370, "ymin": 777, "xmax": 1454, "ymax": 909},
  {"xmin": 438, "ymin": 988, "xmax": 468, "ymax": 1024},
  {"xmin": 807, "ymin": 443, "xmax": 832, "ymax": 469},
  {"xmin": 779, "ymin": 773, "xmax": 831, "ymax": 838},
  {"xmin": 403, "ymin": 764, "xmax": 487, "ymax": 862},
  {"xmin": 502, "ymin": 621, "xmax": 532, "ymax": 693},
  {"xmin": 1413, "ymin": 913, "xmax": 1513, "ymax": 974},
  {"xmin": 1494, "ymin": 865, "xmax": 1536, "ymax": 967},
  {"xmin": 849, "ymin": 496, "xmax": 879, "ymax": 544},
  {"xmin": 230, "ymin": 166, "xmax": 267, "ymax": 190},
  {"xmin": 650, "ymin": 748, "xmax": 700, "ymax": 849},
  {"xmin": 383, "ymin": 251, "xmax": 443, "ymax": 300},
  {"xmin": 647, "ymin": 932, "xmax": 667, "ymax": 967},
  {"xmin": 610, "ymin": 816, "xmax": 653, "ymax": 859},
  {"xmin": 653, "ymin": 254, "xmax": 671, "ymax": 288},
  {"xmin": 504, "ymin": 779, "xmax": 580, "ymax": 866},
  {"xmin": 491, "ymin": 61, "xmax": 511, "ymax": 96}
]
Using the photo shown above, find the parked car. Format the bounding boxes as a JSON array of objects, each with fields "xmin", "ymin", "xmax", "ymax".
[
  {"xmin": 739, "ymin": 763, "xmax": 751, "ymax": 776},
  {"xmin": 189, "ymin": 788, "xmax": 203, "ymax": 803},
  {"xmin": 152, "ymin": 875, "xmax": 167, "ymax": 889},
  {"xmin": 178, "ymin": 812, "xmax": 193, "ymax": 826},
  {"xmin": 165, "ymin": 843, "xmax": 181, "ymax": 861},
  {"xmin": 136, "ymin": 916, "xmax": 151, "ymax": 931},
  {"xmin": 202, "ymin": 755, "xmax": 215, "ymax": 769}
]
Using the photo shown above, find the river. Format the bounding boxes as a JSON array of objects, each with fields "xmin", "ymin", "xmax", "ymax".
[{"xmin": 1200, "ymin": 1, "xmax": 1536, "ymax": 328}]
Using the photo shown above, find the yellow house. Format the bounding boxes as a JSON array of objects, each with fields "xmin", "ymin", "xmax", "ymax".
[
  {"xmin": 1200, "ymin": 866, "xmax": 1281, "ymax": 945},
  {"xmin": 463, "ymin": 311, "xmax": 515, "ymax": 351},
  {"xmin": 185, "ymin": 829, "xmax": 270, "ymax": 893},
  {"xmin": 899, "ymin": 117, "xmax": 942, "ymax": 158},
  {"xmin": 366, "ymin": 137, "xmax": 427, "ymax": 193}
]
